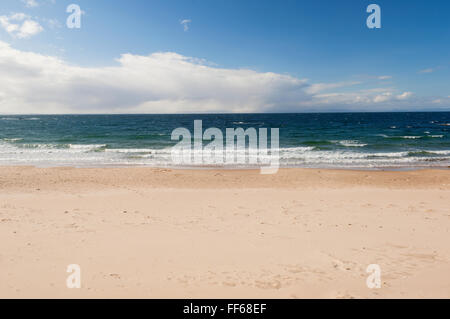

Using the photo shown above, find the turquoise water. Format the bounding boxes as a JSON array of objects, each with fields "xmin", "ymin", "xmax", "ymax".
[{"xmin": 0, "ymin": 112, "xmax": 449, "ymax": 168}]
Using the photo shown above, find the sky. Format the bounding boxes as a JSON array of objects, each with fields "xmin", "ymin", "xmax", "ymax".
[{"xmin": 0, "ymin": 0, "xmax": 449, "ymax": 114}]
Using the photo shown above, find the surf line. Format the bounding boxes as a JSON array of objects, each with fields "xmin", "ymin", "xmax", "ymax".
[{"xmin": 171, "ymin": 119, "xmax": 280, "ymax": 174}]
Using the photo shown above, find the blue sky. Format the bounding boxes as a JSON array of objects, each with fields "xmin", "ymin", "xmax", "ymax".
[{"xmin": 0, "ymin": 0, "xmax": 449, "ymax": 113}]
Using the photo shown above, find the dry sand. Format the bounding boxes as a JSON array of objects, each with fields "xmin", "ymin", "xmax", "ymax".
[{"xmin": 0, "ymin": 166, "xmax": 449, "ymax": 298}]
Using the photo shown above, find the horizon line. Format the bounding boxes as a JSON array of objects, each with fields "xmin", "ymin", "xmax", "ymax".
[{"xmin": 1, "ymin": 110, "xmax": 450, "ymax": 116}]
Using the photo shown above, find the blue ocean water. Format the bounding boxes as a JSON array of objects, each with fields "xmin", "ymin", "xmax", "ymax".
[{"xmin": 0, "ymin": 112, "xmax": 449, "ymax": 169}]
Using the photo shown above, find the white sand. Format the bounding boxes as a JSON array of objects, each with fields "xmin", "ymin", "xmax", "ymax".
[{"xmin": 0, "ymin": 167, "xmax": 449, "ymax": 298}]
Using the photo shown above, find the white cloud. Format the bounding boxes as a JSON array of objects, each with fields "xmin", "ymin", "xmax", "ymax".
[
  {"xmin": 396, "ymin": 91, "xmax": 413, "ymax": 100},
  {"xmin": 377, "ymin": 75, "xmax": 392, "ymax": 80},
  {"xmin": 306, "ymin": 81, "xmax": 360, "ymax": 94},
  {"xmin": 311, "ymin": 89, "xmax": 414, "ymax": 107},
  {"xmin": 0, "ymin": 41, "xmax": 310, "ymax": 113},
  {"xmin": 0, "ymin": 13, "xmax": 43, "ymax": 39},
  {"xmin": 431, "ymin": 96, "xmax": 450, "ymax": 105},
  {"xmin": 374, "ymin": 92, "xmax": 393, "ymax": 103},
  {"xmin": 419, "ymin": 68, "xmax": 435, "ymax": 74},
  {"xmin": 22, "ymin": 0, "xmax": 39, "ymax": 8},
  {"xmin": 19, "ymin": 20, "xmax": 43, "ymax": 38},
  {"xmin": 0, "ymin": 41, "xmax": 444, "ymax": 114},
  {"xmin": 180, "ymin": 19, "xmax": 191, "ymax": 32}
]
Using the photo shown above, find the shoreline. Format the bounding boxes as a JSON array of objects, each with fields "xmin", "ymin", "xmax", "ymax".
[
  {"xmin": 1, "ymin": 165, "xmax": 450, "ymax": 191},
  {"xmin": 1, "ymin": 166, "xmax": 449, "ymax": 298},
  {"xmin": 2, "ymin": 164, "xmax": 450, "ymax": 172}
]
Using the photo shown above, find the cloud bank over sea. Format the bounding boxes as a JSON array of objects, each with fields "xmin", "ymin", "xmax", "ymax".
[{"xmin": 0, "ymin": 41, "xmax": 447, "ymax": 114}]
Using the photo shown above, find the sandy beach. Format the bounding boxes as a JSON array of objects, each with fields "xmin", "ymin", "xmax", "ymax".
[{"xmin": 0, "ymin": 166, "xmax": 449, "ymax": 299}]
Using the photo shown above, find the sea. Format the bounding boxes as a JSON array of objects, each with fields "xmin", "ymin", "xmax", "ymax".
[{"xmin": 0, "ymin": 112, "xmax": 449, "ymax": 169}]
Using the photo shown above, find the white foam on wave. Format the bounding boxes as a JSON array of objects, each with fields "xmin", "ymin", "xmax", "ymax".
[
  {"xmin": 105, "ymin": 148, "xmax": 169, "ymax": 154},
  {"xmin": 2, "ymin": 138, "xmax": 23, "ymax": 142},
  {"xmin": 1, "ymin": 140, "xmax": 449, "ymax": 168},
  {"xmin": 10, "ymin": 143, "xmax": 106, "ymax": 152},
  {"xmin": 423, "ymin": 150, "xmax": 450, "ymax": 155},
  {"xmin": 335, "ymin": 140, "xmax": 367, "ymax": 147},
  {"xmin": 0, "ymin": 141, "xmax": 116, "ymax": 167},
  {"xmin": 0, "ymin": 117, "xmax": 39, "ymax": 121},
  {"xmin": 68, "ymin": 144, "xmax": 106, "ymax": 150},
  {"xmin": 378, "ymin": 134, "xmax": 446, "ymax": 140}
]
